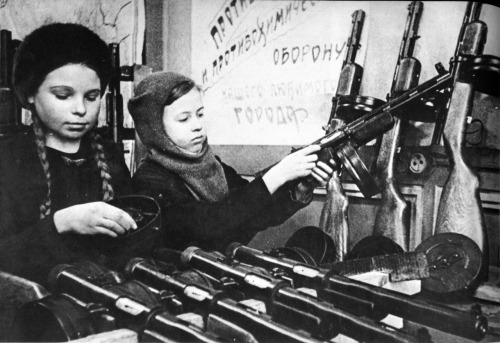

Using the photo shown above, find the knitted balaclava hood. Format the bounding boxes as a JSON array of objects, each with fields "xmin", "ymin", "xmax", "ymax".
[
  {"xmin": 13, "ymin": 23, "xmax": 112, "ymax": 108},
  {"xmin": 128, "ymin": 72, "xmax": 228, "ymax": 202}
]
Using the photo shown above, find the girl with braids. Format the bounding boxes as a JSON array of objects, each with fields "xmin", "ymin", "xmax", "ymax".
[
  {"xmin": 0, "ymin": 23, "xmax": 136, "ymax": 286},
  {"xmin": 128, "ymin": 72, "xmax": 334, "ymax": 253}
]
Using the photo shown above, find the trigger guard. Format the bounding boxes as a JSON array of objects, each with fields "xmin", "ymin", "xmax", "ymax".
[{"xmin": 336, "ymin": 143, "xmax": 379, "ymax": 198}]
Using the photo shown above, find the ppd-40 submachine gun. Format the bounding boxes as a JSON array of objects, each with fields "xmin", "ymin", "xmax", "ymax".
[
  {"xmin": 125, "ymin": 257, "xmax": 325, "ymax": 343},
  {"xmin": 178, "ymin": 246, "xmax": 428, "ymax": 343},
  {"xmin": 226, "ymin": 238, "xmax": 487, "ymax": 342},
  {"xmin": 10, "ymin": 262, "xmax": 224, "ymax": 342}
]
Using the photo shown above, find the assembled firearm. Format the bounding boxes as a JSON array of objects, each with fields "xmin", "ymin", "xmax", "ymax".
[
  {"xmin": 259, "ymin": 69, "xmax": 452, "ymax": 200},
  {"xmin": 434, "ymin": 2, "xmax": 492, "ymax": 260},
  {"xmin": 371, "ymin": 1, "xmax": 424, "ymax": 252},
  {"xmin": 125, "ymin": 257, "xmax": 325, "ymax": 343},
  {"xmin": 45, "ymin": 262, "xmax": 224, "ymax": 342},
  {"xmin": 227, "ymin": 242, "xmax": 488, "ymax": 341},
  {"xmin": 179, "ymin": 247, "xmax": 425, "ymax": 343},
  {"xmin": 0, "ymin": 30, "xmax": 22, "ymax": 137},
  {"xmin": 319, "ymin": 9, "xmax": 374, "ymax": 261},
  {"xmin": 295, "ymin": 68, "xmax": 452, "ymax": 195}
]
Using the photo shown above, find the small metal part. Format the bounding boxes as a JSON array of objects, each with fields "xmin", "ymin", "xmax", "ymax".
[{"xmin": 409, "ymin": 153, "xmax": 427, "ymax": 174}]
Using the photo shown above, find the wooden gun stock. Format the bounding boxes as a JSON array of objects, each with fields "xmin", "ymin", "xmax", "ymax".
[
  {"xmin": 180, "ymin": 247, "xmax": 421, "ymax": 343},
  {"xmin": 47, "ymin": 263, "xmax": 223, "ymax": 343},
  {"xmin": 372, "ymin": 1, "xmax": 423, "ymax": 251},
  {"xmin": 125, "ymin": 257, "xmax": 323, "ymax": 343},
  {"xmin": 320, "ymin": 10, "xmax": 366, "ymax": 261},
  {"xmin": 435, "ymin": 82, "xmax": 487, "ymax": 253},
  {"xmin": 435, "ymin": 2, "xmax": 488, "ymax": 263},
  {"xmin": 227, "ymin": 242, "xmax": 487, "ymax": 341}
]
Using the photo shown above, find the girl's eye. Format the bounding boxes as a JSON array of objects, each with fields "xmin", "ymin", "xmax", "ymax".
[
  {"xmin": 54, "ymin": 93, "xmax": 70, "ymax": 100},
  {"xmin": 86, "ymin": 91, "xmax": 101, "ymax": 102},
  {"xmin": 198, "ymin": 112, "xmax": 204, "ymax": 118},
  {"xmin": 177, "ymin": 114, "xmax": 189, "ymax": 122}
]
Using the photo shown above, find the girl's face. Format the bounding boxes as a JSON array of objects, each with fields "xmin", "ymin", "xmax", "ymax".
[
  {"xmin": 163, "ymin": 87, "xmax": 206, "ymax": 154},
  {"xmin": 28, "ymin": 63, "xmax": 101, "ymax": 149}
]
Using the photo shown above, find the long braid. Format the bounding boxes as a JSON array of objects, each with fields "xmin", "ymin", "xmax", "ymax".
[
  {"xmin": 90, "ymin": 131, "xmax": 115, "ymax": 201},
  {"xmin": 32, "ymin": 115, "xmax": 52, "ymax": 219}
]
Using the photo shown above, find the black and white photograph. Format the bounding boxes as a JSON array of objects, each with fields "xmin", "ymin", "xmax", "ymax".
[{"xmin": 0, "ymin": 0, "xmax": 499, "ymax": 342}]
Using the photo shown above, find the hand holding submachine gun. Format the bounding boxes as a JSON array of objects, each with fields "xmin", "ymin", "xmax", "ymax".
[{"xmin": 268, "ymin": 1, "xmax": 496, "ymax": 209}]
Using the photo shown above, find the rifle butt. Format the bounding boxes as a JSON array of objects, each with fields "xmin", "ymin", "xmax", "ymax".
[
  {"xmin": 435, "ymin": 81, "xmax": 487, "ymax": 255},
  {"xmin": 373, "ymin": 118, "xmax": 410, "ymax": 251},
  {"xmin": 373, "ymin": 184, "xmax": 410, "ymax": 251},
  {"xmin": 319, "ymin": 172, "xmax": 349, "ymax": 261}
]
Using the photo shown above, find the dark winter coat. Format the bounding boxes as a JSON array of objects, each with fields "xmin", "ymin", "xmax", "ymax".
[
  {"xmin": 132, "ymin": 157, "xmax": 310, "ymax": 253},
  {"xmin": 0, "ymin": 126, "xmax": 131, "ymax": 286}
]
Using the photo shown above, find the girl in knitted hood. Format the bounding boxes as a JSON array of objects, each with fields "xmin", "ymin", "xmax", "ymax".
[
  {"xmin": 129, "ymin": 71, "xmax": 334, "ymax": 252},
  {"xmin": 0, "ymin": 23, "xmax": 136, "ymax": 286}
]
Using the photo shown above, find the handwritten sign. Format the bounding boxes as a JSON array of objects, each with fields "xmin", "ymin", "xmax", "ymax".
[{"xmin": 192, "ymin": 0, "xmax": 371, "ymax": 145}]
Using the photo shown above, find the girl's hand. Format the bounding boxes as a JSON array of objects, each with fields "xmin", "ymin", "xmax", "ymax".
[
  {"xmin": 262, "ymin": 145, "xmax": 321, "ymax": 194},
  {"xmin": 294, "ymin": 160, "xmax": 335, "ymax": 201},
  {"xmin": 54, "ymin": 202, "xmax": 137, "ymax": 237},
  {"xmin": 309, "ymin": 160, "xmax": 335, "ymax": 187}
]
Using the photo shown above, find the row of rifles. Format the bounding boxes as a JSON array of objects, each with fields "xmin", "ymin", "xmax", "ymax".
[
  {"xmin": 5, "ymin": 242, "xmax": 490, "ymax": 342},
  {"xmin": 318, "ymin": 0, "xmax": 497, "ymax": 286}
]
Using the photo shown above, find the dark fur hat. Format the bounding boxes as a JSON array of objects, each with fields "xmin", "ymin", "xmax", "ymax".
[{"xmin": 13, "ymin": 23, "xmax": 112, "ymax": 108}]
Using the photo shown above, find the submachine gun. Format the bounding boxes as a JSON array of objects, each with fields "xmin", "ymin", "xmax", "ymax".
[
  {"xmin": 433, "ymin": 2, "xmax": 498, "ymax": 267},
  {"xmin": 9, "ymin": 261, "xmax": 224, "ymax": 342},
  {"xmin": 226, "ymin": 241, "xmax": 488, "ymax": 341},
  {"xmin": 368, "ymin": 1, "xmax": 424, "ymax": 253},
  {"xmin": 276, "ymin": 68, "xmax": 452, "ymax": 195},
  {"xmin": 178, "ymin": 246, "xmax": 428, "ymax": 343},
  {"xmin": 319, "ymin": 9, "xmax": 385, "ymax": 261},
  {"xmin": 125, "ymin": 257, "xmax": 325, "ymax": 343}
]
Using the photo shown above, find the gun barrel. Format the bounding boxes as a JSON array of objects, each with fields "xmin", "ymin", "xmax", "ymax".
[
  {"xmin": 399, "ymin": 1, "xmax": 423, "ymax": 60},
  {"xmin": 126, "ymin": 258, "xmax": 324, "ymax": 343},
  {"xmin": 228, "ymin": 244, "xmax": 488, "ymax": 341},
  {"xmin": 106, "ymin": 43, "xmax": 125, "ymax": 145},
  {"xmin": 342, "ymin": 10, "xmax": 365, "ymax": 69},
  {"xmin": 181, "ymin": 247, "xmax": 422, "ymax": 343},
  {"xmin": 315, "ymin": 71, "xmax": 452, "ymax": 152},
  {"xmin": 48, "ymin": 264, "xmax": 223, "ymax": 343}
]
